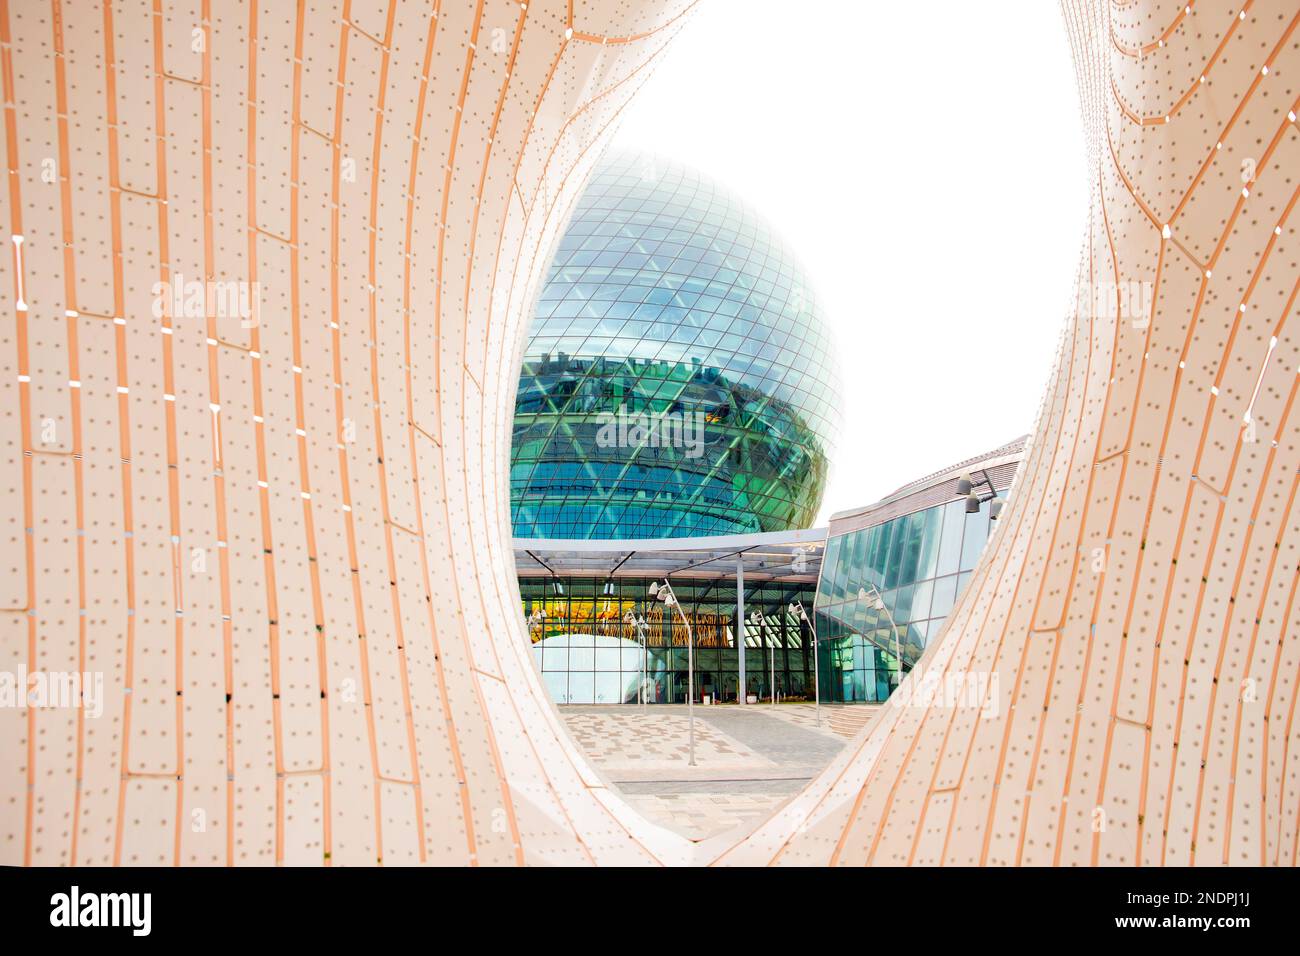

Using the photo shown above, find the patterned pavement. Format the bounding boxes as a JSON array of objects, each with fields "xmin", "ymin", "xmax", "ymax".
[
  {"xmin": 559, "ymin": 704, "xmax": 844, "ymax": 840},
  {"xmin": 620, "ymin": 792, "xmax": 793, "ymax": 841},
  {"xmin": 561, "ymin": 709, "xmax": 778, "ymax": 772}
]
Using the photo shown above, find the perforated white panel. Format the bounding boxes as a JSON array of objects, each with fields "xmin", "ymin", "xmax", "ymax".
[{"xmin": 1, "ymin": 0, "xmax": 698, "ymax": 868}]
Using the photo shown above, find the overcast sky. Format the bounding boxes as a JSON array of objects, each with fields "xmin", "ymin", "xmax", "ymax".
[{"xmin": 611, "ymin": 0, "xmax": 1088, "ymax": 522}]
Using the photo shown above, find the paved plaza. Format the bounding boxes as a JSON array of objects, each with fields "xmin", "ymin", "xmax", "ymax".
[{"xmin": 560, "ymin": 703, "xmax": 848, "ymax": 840}]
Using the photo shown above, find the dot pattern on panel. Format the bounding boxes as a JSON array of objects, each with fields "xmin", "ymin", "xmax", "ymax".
[
  {"xmin": 7, "ymin": 0, "xmax": 1292, "ymax": 871},
  {"xmin": 717, "ymin": 0, "xmax": 1300, "ymax": 867},
  {"xmin": 1, "ymin": 0, "xmax": 702, "ymax": 868}
]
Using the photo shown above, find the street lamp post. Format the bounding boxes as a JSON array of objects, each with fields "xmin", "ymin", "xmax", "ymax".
[
  {"xmin": 650, "ymin": 579, "xmax": 694, "ymax": 766},
  {"xmin": 750, "ymin": 609, "xmax": 776, "ymax": 709},
  {"xmin": 859, "ymin": 585, "xmax": 904, "ymax": 696},
  {"xmin": 790, "ymin": 600, "xmax": 818, "ymax": 726},
  {"xmin": 623, "ymin": 610, "xmax": 649, "ymax": 710},
  {"xmin": 525, "ymin": 607, "xmax": 546, "ymax": 641},
  {"xmin": 525, "ymin": 607, "xmax": 547, "ymax": 696}
]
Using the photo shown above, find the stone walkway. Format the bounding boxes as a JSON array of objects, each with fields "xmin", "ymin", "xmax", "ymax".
[
  {"xmin": 561, "ymin": 709, "xmax": 778, "ymax": 772},
  {"xmin": 762, "ymin": 702, "xmax": 840, "ymax": 732},
  {"xmin": 619, "ymin": 792, "xmax": 792, "ymax": 840},
  {"xmin": 559, "ymin": 704, "xmax": 845, "ymax": 841}
]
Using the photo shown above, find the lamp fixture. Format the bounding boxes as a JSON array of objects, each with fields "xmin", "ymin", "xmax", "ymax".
[
  {"xmin": 790, "ymin": 599, "xmax": 820, "ymax": 724},
  {"xmin": 956, "ymin": 468, "xmax": 1005, "ymax": 519},
  {"xmin": 858, "ymin": 584, "xmax": 904, "ymax": 693},
  {"xmin": 649, "ymin": 579, "xmax": 694, "ymax": 762},
  {"xmin": 857, "ymin": 587, "xmax": 885, "ymax": 611}
]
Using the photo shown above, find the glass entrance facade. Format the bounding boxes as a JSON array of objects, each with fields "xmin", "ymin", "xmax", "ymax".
[
  {"xmin": 520, "ymin": 575, "xmax": 816, "ymax": 705},
  {"xmin": 814, "ymin": 493, "xmax": 1003, "ymax": 703}
]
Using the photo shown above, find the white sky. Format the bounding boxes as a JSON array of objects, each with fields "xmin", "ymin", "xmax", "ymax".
[{"xmin": 611, "ymin": 0, "xmax": 1088, "ymax": 523}]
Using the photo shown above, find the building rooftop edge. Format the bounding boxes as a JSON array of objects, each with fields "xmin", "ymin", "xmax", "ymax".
[
  {"xmin": 827, "ymin": 434, "xmax": 1030, "ymax": 524},
  {"xmin": 512, "ymin": 525, "xmax": 829, "ymax": 554}
]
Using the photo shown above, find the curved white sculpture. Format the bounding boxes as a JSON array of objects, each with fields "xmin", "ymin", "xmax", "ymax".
[
  {"xmin": 2, "ymin": 0, "xmax": 1297, "ymax": 868},
  {"xmin": 0, "ymin": 0, "xmax": 698, "ymax": 867}
]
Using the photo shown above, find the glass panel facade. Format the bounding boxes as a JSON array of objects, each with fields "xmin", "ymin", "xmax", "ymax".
[
  {"xmin": 511, "ymin": 151, "xmax": 842, "ymax": 539},
  {"xmin": 813, "ymin": 492, "xmax": 1004, "ymax": 703},
  {"xmin": 520, "ymin": 576, "xmax": 817, "ymax": 705}
]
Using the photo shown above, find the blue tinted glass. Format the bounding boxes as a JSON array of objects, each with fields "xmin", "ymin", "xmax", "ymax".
[
  {"xmin": 884, "ymin": 518, "xmax": 908, "ymax": 589},
  {"xmin": 893, "ymin": 583, "xmax": 915, "ymax": 624},
  {"xmin": 898, "ymin": 513, "xmax": 925, "ymax": 587},
  {"xmin": 911, "ymin": 578, "xmax": 934, "ymax": 623},
  {"xmin": 936, "ymin": 500, "xmax": 965, "ymax": 577},
  {"xmin": 960, "ymin": 506, "xmax": 991, "ymax": 572},
  {"xmin": 820, "ymin": 534, "xmax": 843, "ymax": 603},
  {"xmin": 918, "ymin": 506, "xmax": 942, "ymax": 580},
  {"xmin": 930, "ymin": 574, "xmax": 959, "ymax": 619},
  {"xmin": 809, "ymin": 480, "xmax": 1010, "ymax": 702}
]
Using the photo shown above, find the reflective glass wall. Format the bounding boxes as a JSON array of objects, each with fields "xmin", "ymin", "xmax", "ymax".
[
  {"xmin": 511, "ymin": 151, "xmax": 841, "ymax": 539},
  {"xmin": 520, "ymin": 576, "xmax": 816, "ymax": 705},
  {"xmin": 814, "ymin": 493, "xmax": 1003, "ymax": 703}
]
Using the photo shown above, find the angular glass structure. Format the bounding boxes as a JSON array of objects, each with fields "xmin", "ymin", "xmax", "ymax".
[
  {"xmin": 814, "ymin": 497, "xmax": 1001, "ymax": 702},
  {"xmin": 808, "ymin": 437, "xmax": 1025, "ymax": 703},
  {"xmin": 511, "ymin": 151, "xmax": 841, "ymax": 539}
]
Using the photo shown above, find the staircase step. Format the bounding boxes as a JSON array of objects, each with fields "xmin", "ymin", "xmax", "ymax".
[{"xmin": 824, "ymin": 705, "xmax": 882, "ymax": 739}]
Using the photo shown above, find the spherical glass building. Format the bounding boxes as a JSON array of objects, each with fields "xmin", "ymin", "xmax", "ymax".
[{"xmin": 511, "ymin": 151, "xmax": 842, "ymax": 539}]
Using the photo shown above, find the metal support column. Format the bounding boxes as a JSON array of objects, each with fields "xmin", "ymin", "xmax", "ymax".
[{"xmin": 736, "ymin": 556, "xmax": 746, "ymax": 705}]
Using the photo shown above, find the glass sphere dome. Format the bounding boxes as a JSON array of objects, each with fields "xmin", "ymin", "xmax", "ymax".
[{"xmin": 511, "ymin": 151, "xmax": 842, "ymax": 539}]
